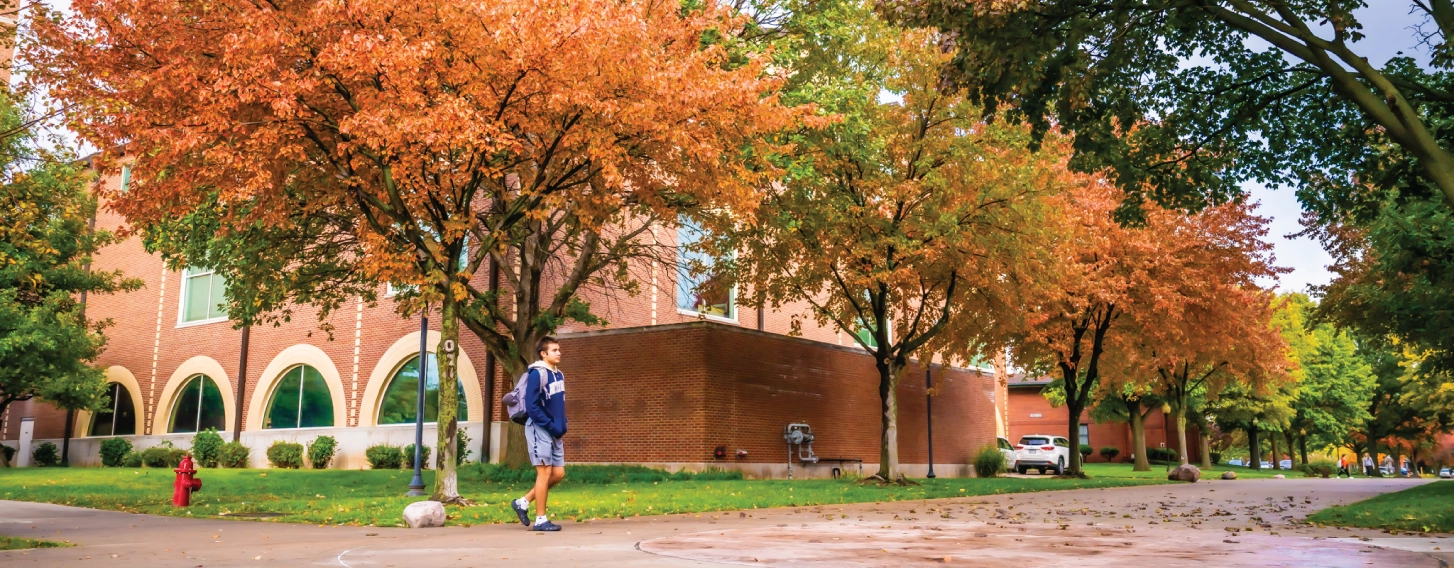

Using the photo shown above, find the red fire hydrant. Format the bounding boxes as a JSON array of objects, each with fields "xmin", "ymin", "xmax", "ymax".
[{"xmin": 172, "ymin": 454, "xmax": 203, "ymax": 507}]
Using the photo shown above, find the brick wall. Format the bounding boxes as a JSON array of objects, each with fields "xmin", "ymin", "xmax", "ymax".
[{"xmin": 558, "ymin": 322, "xmax": 996, "ymax": 468}]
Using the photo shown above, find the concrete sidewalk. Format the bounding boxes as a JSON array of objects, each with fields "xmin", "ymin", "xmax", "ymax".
[{"xmin": 0, "ymin": 477, "xmax": 1448, "ymax": 567}]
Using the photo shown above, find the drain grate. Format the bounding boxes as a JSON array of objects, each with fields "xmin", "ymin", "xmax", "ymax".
[{"xmin": 217, "ymin": 512, "xmax": 286, "ymax": 518}]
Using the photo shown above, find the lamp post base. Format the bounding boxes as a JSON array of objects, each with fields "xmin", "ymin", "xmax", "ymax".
[{"xmin": 407, "ymin": 474, "xmax": 427, "ymax": 497}]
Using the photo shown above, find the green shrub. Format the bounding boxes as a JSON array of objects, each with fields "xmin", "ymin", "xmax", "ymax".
[
  {"xmin": 1147, "ymin": 447, "xmax": 1179, "ymax": 463},
  {"xmin": 32, "ymin": 442, "xmax": 60, "ymax": 467},
  {"xmin": 468, "ymin": 463, "xmax": 744, "ymax": 484},
  {"xmin": 365, "ymin": 444, "xmax": 405, "ymax": 470},
  {"xmin": 99, "ymin": 438, "xmax": 133, "ymax": 467},
  {"xmin": 121, "ymin": 452, "xmax": 143, "ymax": 468},
  {"xmin": 1078, "ymin": 445, "xmax": 1093, "ymax": 457},
  {"xmin": 1099, "ymin": 446, "xmax": 1120, "ymax": 460},
  {"xmin": 218, "ymin": 441, "xmax": 251, "ymax": 468},
  {"xmin": 307, "ymin": 436, "xmax": 337, "ymax": 469},
  {"xmin": 191, "ymin": 429, "xmax": 224, "ymax": 468},
  {"xmin": 455, "ymin": 429, "xmax": 472, "ymax": 466},
  {"xmin": 140, "ymin": 442, "xmax": 185, "ymax": 468},
  {"xmin": 1210, "ymin": 451, "xmax": 1223, "ymax": 464},
  {"xmin": 403, "ymin": 443, "xmax": 431, "ymax": 469},
  {"xmin": 1302, "ymin": 459, "xmax": 1337, "ymax": 478},
  {"xmin": 1, "ymin": 444, "xmax": 16, "ymax": 466},
  {"xmin": 266, "ymin": 441, "xmax": 304, "ymax": 469},
  {"xmin": 973, "ymin": 445, "xmax": 1006, "ymax": 478}
]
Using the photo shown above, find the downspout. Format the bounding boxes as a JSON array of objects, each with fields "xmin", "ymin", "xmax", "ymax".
[
  {"xmin": 480, "ymin": 257, "xmax": 499, "ymax": 463},
  {"xmin": 64, "ymin": 172, "xmax": 102, "ymax": 467},
  {"xmin": 232, "ymin": 326, "xmax": 250, "ymax": 441}
]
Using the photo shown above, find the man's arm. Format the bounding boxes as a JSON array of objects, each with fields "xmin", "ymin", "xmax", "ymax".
[{"xmin": 523, "ymin": 368, "xmax": 553, "ymax": 430}]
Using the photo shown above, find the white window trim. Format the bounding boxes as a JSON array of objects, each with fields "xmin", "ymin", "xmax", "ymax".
[
  {"xmin": 385, "ymin": 283, "xmax": 417, "ymax": 298},
  {"xmin": 176, "ymin": 268, "xmax": 229, "ymax": 328},
  {"xmin": 677, "ymin": 306, "xmax": 740, "ymax": 325}
]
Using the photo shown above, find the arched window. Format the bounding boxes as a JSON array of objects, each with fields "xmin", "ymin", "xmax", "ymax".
[
  {"xmin": 263, "ymin": 365, "xmax": 334, "ymax": 429},
  {"xmin": 169, "ymin": 374, "xmax": 227, "ymax": 433},
  {"xmin": 88, "ymin": 382, "xmax": 136, "ymax": 436},
  {"xmin": 377, "ymin": 353, "xmax": 468, "ymax": 425}
]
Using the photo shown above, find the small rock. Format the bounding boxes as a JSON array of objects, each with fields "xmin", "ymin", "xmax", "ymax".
[
  {"xmin": 1273, "ymin": 474, "xmax": 1286, "ymax": 480},
  {"xmin": 1221, "ymin": 471, "xmax": 1237, "ymax": 480},
  {"xmin": 403, "ymin": 500, "xmax": 446, "ymax": 529},
  {"xmin": 1168, "ymin": 464, "xmax": 1201, "ymax": 482}
]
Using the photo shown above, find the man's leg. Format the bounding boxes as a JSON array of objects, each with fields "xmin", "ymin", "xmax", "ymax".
[
  {"xmin": 521, "ymin": 465, "xmax": 566, "ymax": 503},
  {"xmin": 532, "ymin": 464, "xmax": 552, "ymax": 516}
]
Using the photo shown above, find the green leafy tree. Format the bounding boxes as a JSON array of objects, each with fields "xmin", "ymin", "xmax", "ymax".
[
  {"xmin": 1271, "ymin": 293, "xmax": 1375, "ymax": 464},
  {"xmin": 1089, "ymin": 382, "xmax": 1164, "ymax": 471},
  {"xmin": 0, "ymin": 92, "xmax": 139, "ymax": 464},
  {"xmin": 882, "ymin": 1, "xmax": 1454, "ymax": 218}
]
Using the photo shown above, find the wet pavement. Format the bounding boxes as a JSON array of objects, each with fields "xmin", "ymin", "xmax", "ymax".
[{"xmin": 0, "ymin": 476, "xmax": 1447, "ymax": 567}]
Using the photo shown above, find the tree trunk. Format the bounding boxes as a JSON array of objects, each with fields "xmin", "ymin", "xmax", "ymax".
[
  {"xmin": 0, "ymin": 400, "xmax": 11, "ymax": 467},
  {"xmin": 1199, "ymin": 429, "xmax": 1212, "ymax": 469},
  {"xmin": 1248, "ymin": 426, "xmax": 1261, "ymax": 470},
  {"xmin": 1130, "ymin": 407, "xmax": 1150, "ymax": 472},
  {"xmin": 1066, "ymin": 399, "xmax": 1084, "ymax": 475},
  {"xmin": 497, "ymin": 354, "xmax": 531, "ymax": 468},
  {"xmin": 1299, "ymin": 435, "xmax": 1309, "ymax": 466},
  {"xmin": 432, "ymin": 295, "xmax": 469, "ymax": 504},
  {"xmin": 1392, "ymin": 441, "xmax": 1405, "ymax": 478},
  {"xmin": 1173, "ymin": 407, "xmax": 1189, "ymax": 466},
  {"xmin": 875, "ymin": 362, "xmax": 900, "ymax": 479},
  {"xmin": 1283, "ymin": 431, "xmax": 1297, "ymax": 467},
  {"xmin": 1270, "ymin": 432, "xmax": 1280, "ymax": 470},
  {"xmin": 1368, "ymin": 431, "xmax": 1382, "ymax": 477}
]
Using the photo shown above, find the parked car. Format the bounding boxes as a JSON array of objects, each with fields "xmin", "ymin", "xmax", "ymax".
[
  {"xmin": 996, "ymin": 437, "xmax": 1019, "ymax": 471},
  {"xmin": 1013, "ymin": 435, "xmax": 1071, "ymax": 475},
  {"xmin": 1279, "ymin": 459, "xmax": 1293, "ymax": 470},
  {"xmin": 1379, "ymin": 465, "xmax": 1393, "ymax": 476},
  {"xmin": 1227, "ymin": 458, "xmax": 1244, "ymax": 467},
  {"xmin": 1259, "ymin": 461, "xmax": 1273, "ymax": 470},
  {"xmin": 1439, "ymin": 468, "xmax": 1452, "ymax": 479}
]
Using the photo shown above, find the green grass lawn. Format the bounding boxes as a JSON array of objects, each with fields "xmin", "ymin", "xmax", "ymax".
[
  {"xmin": 1307, "ymin": 480, "xmax": 1454, "ymax": 533},
  {"xmin": 0, "ymin": 464, "xmax": 1166, "ymax": 527},
  {"xmin": 1080, "ymin": 462, "xmax": 1288, "ymax": 479},
  {"xmin": 0, "ymin": 536, "xmax": 73, "ymax": 550}
]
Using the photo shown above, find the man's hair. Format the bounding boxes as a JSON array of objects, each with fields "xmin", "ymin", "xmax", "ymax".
[{"xmin": 536, "ymin": 336, "xmax": 559, "ymax": 358}]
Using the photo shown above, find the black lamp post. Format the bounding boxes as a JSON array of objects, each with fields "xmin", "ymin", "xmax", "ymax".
[
  {"xmin": 407, "ymin": 310, "xmax": 428, "ymax": 497},
  {"xmin": 926, "ymin": 367, "xmax": 936, "ymax": 479},
  {"xmin": 1162, "ymin": 403, "xmax": 1171, "ymax": 473}
]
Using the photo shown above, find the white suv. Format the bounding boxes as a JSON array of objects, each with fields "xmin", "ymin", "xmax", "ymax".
[{"xmin": 1013, "ymin": 434, "xmax": 1070, "ymax": 475}]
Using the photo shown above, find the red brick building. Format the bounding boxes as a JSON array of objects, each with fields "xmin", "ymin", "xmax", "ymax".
[
  {"xmin": 1007, "ymin": 375, "xmax": 1201, "ymax": 464},
  {"xmin": 1, "ymin": 170, "xmax": 1009, "ymax": 476}
]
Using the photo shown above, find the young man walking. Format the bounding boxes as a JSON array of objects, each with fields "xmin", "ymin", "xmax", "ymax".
[
  {"xmin": 1336, "ymin": 454, "xmax": 1352, "ymax": 478},
  {"xmin": 509, "ymin": 337, "xmax": 567, "ymax": 531}
]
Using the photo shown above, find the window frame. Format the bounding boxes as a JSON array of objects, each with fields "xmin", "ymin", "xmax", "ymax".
[
  {"xmin": 176, "ymin": 267, "xmax": 229, "ymax": 327},
  {"xmin": 261, "ymin": 364, "xmax": 335, "ymax": 430},
  {"xmin": 88, "ymin": 382, "xmax": 137, "ymax": 437},
  {"xmin": 167, "ymin": 374, "xmax": 227, "ymax": 434},
  {"xmin": 1078, "ymin": 424, "xmax": 1090, "ymax": 447},
  {"xmin": 675, "ymin": 219, "xmax": 737, "ymax": 323}
]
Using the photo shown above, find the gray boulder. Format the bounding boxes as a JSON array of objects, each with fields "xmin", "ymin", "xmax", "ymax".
[
  {"xmin": 1220, "ymin": 471, "xmax": 1237, "ymax": 480},
  {"xmin": 1273, "ymin": 474, "xmax": 1286, "ymax": 480},
  {"xmin": 1167, "ymin": 464, "xmax": 1201, "ymax": 482},
  {"xmin": 403, "ymin": 500, "xmax": 446, "ymax": 528}
]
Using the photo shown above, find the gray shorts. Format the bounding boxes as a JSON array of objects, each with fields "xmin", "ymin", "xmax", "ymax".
[{"xmin": 525, "ymin": 421, "xmax": 564, "ymax": 467}]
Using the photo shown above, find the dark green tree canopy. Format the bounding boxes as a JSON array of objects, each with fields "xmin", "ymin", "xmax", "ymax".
[{"xmin": 881, "ymin": 0, "xmax": 1454, "ymax": 219}]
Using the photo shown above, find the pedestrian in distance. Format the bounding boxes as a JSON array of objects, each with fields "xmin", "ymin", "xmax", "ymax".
[
  {"xmin": 1336, "ymin": 454, "xmax": 1352, "ymax": 478},
  {"xmin": 1362, "ymin": 453, "xmax": 1374, "ymax": 477},
  {"xmin": 509, "ymin": 336, "xmax": 567, "ymax": 532}
]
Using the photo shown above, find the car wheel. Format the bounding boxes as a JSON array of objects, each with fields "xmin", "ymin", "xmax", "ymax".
[
  {"xmin": 1037, "ymin": 467, "xmax": 1046, "ymax": 475},
  {"xmin": 1054, "ymin": 457, "xmax": 1065, "ymax": 476},
  {"xmin": 1016, "ymin": 466, "xmax": 1026, "ymax": 475}
]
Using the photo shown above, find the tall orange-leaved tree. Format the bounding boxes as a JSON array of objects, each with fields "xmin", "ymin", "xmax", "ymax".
[
  {"xmin": 28, "ymin": 0, "xmax": 799, "ymax": 501},
  {"xmin": 1118, "ymin": 202, "xmax": 1291, "ymax": 466}
]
